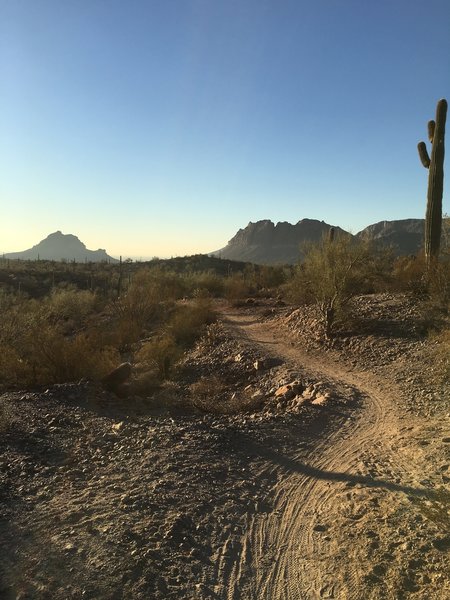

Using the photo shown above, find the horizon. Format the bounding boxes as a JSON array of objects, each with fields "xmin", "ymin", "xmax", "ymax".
[
  {"xmin": 0, "ymin": 215, "xmax": 430, "ymax": 262},
  {"xmin": 1, "ymin": 0, "xmax": 449, "ymax": 257}
]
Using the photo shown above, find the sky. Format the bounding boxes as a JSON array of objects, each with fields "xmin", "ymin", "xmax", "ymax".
[{"xmin": 1, "ymin": 0, "xmax": 450, "ymax": 259}]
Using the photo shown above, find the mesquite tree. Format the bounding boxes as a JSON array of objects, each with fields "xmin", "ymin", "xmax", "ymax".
[
  {"xmin": 294, "ymin": 234, "xmax": 386, "ymax": 338},
  {"xmin": 418, "ymin": 98, "xmax": 447, "ymax": 268}
]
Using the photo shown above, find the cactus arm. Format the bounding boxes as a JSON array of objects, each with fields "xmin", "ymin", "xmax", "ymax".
[
  {"xmin": 418, "ymin": 142, "xmax": 431, "ymax": 168},
  {"xmin": 428, "ymin": 120, "xmax": 435, "ymax": 142}
]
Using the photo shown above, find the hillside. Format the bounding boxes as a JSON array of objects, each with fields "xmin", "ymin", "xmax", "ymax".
[
  {"xmin": 356, "ymin": 218, "xmax": 425, "ymax": 255},
  {"xmin": 3, "ymin": 231, "xmax": 118, "ymax": 263}
]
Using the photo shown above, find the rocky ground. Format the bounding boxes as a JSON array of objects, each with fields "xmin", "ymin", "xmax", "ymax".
[{"xmin": 0, "ymin": 293, "xmax": 449, "ymax": 599}]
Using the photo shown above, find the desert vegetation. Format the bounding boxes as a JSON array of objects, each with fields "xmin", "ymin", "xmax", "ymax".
[
  {"xmin": 0, "ymin": 256, "xmax": 288, "ymax": 391},
  {"xmin": 0, "ymin": 229, "xmax": 448, "ymax": 395},
  {"xmin": 1, "ymin": 234, "xmax": 449, "ymax": 600}
]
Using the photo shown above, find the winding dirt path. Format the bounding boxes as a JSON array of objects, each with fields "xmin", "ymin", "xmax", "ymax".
[{"xmin": 214, "ymin": 307, "xmax": 448, "ymax": 600}]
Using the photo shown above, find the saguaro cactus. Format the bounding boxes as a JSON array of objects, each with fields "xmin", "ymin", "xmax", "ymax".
[
  {"xmin": 418, "ymin": 98, "xmax": 447, "ymax": 267},
  {"xmin": 328, "ymin": 226, "xmax": 335, "ymax": 243}
]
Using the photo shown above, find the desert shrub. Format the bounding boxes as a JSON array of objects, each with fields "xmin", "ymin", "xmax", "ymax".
[
  {"xmin": 46, "ymin": 286, "xmax": 100, "ymax": 330},
  {"xmin": 167, "ymin": 297, "xmax": 216, "ymax": 347},
  {"xmin": 0, "ymin": 322, "xmax": 119, "ymax": 387},
  {"xmin": 223, "ymin": 273, "xmax": 252, "ymax": 302},
  {"xmin": 392, "ymin": 250, "xmax": 449, "ymax": 328},
  {"xmin": 0, "ymin": 344, "xmax": 33, "ymax": 386},
  {"xmin": 0, "ymin": 287, "xmax": 119, "ymax": 386},
  {"xmin": 112, "ymin": 272, "xmax": 159, "ymax": 327},
  {"xmin": 286, "ymin": 234, "xmax": 389, "ymax": 337},
  {"xmin": 102, "ymin": 316, "xmax": 144, "ymax": 353},
  {"xmin": 108, "ymin": 269, "xmax": 168, "ymax": 348},
  {"xmin": 109, "ymin": 267, "xmax": 188, "ymax": 340},
  {"xmin": 0, "ymin": 295, "xmax": 51, "ymax": 369},
  {"xmin": 183, "ymin": 271, "xmax": 224, "ymax": 297},
  {"xmin": 392, "ymin": 255, "xmax": 427, "ymax": 294},
  {"xmin": 139, "ymin": 267, "xmax": 186, "ymax": 302},
  {"xmin": 0, "ymin": 289, "xmax": 19, "ymax": 312},
  {"xmin": 135, "ymin": 334, "xmax": 182, "ymax": 380},
  {"xmin": 256, "ymin": 265, "xmax": 287, "ymax": 290},
  {"xmin": 189, "ymin": 376, "xmax": 225, "ymax": 411},
  {"xmin": 24, "ymin": 328, "xmax": 119, "ymax": 385},
  {"xmin": 0, "ymin": 293, "xmax": 35, "ymax": 346}
]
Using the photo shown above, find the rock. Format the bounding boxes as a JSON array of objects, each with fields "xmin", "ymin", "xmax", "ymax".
[
  {"xmin": 101, "ymin": 363, "xmax": 132, "ymax": 394},
  {"xmin": 250, "ymin": 391, "xmax": 265, "ymax": 403},
  {"xmin": 254, "ymin": 357, "xmax": 283, "ymax": 370},
  {"xmin": 275, "ymin": 385, "xmax": 292, "ymax": 398},
  {"xmin": 275, "ymin": 382, "xmax": 304, "ymax": 400},
  {"xmin": 292, "ymin": 395, "xmax": 306, "ymax": 406},
  {"xmin": 302, "ymin": 385, "xmax": 316, "ymax": 400},
  {"xmin": 312, "ymin": 393, "xmax": 331, "ymax": 406}
]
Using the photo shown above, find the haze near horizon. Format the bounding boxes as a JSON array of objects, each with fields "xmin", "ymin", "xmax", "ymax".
[{"xmin": 1, "ymin": 0, "xmax": 449, "ymax": 259}]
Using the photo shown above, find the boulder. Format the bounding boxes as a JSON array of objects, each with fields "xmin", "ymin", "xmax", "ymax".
[{"xmin": 102, "ymin": 362, "xmax": 132, "ymax": 394}]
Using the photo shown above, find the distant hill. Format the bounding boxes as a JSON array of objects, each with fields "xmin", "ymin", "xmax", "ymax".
[
  {"xmin": 214, "ymin": 218, "xmax": 428, "ymax": 265},
  {"xmin": 3, "ymin": 231, "xmax": 118, "ymax": 263},
  {"xmin": 356, "ymin": 219, "xmax": 425, "ymax": 255}
]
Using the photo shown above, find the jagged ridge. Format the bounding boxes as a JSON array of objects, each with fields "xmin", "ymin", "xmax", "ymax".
[{"xmin": 214, "ymin": 218, "xmax": 427, "ymax": 264}]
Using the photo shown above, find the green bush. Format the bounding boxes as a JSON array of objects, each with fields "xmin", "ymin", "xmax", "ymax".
[{"xmin": 286, "ymin": 234, "xmax": 390, "ymax": 336}]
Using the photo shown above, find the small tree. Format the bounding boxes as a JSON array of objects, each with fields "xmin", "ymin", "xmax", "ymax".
[{"xmin": 293, "ymin": 233, "xmax": 387, "ymax": 337}]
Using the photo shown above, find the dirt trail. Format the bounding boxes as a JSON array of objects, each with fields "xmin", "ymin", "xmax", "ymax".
[
  {"xmin": 215, "ymin": 307, "xmax": 449, "ymax": 600},
  {"xmin": 1, "ymin": 301, "xmax": 448, "ymax": 599}
]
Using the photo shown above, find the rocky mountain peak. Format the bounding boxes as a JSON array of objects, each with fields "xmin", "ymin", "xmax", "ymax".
[
  {"xmin": 214, "ymin": 218, "xmax": 429, "ymax": 264},
  {"xmin": 4, "ymin": 231, "xmax": 118, "ymax": 263}
]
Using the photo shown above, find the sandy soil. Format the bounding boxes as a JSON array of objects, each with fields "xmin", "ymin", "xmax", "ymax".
[{"xmin": 1, "ymin": 295, "xmax": 449, "ymax": 599}]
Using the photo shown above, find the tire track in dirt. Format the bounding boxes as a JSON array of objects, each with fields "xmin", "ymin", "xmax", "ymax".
[{"xmin": 216, "ymin": 307, "xmax": 432, "ymax": 600}]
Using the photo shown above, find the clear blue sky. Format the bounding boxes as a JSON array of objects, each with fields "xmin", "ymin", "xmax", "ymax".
[{"xmin": 1, "ymin": 0, "xmax": 449, "ymax": 259}]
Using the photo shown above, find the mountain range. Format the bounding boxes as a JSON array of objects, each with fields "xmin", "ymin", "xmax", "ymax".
[
  {"xmin": 3, "ymin": 231, "xmax": 118, "ymax": 263},
  {"xmin": 2, "ymin": 219, "xmax": 430, "ymax": 265},
  {"xmin": 213, "ymin": 218, "xmax": 427, "ymax": 264}
]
